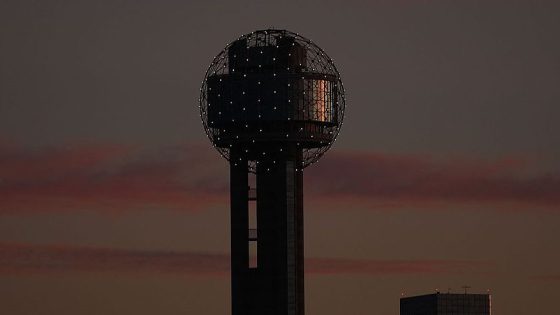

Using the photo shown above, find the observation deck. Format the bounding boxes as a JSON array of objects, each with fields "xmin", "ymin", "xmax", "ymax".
[{"xmin": 206, "ymin": 34, "xmax": 339, "ymax": 150}]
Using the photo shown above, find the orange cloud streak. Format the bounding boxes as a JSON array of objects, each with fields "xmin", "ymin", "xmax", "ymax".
[{"xmin": 0, "ymin": 242, "xmax": 484, "ymax": 277}]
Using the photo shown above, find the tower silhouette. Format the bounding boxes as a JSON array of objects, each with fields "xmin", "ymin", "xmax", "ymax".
[{"xmin": 199, "ymin": 29, "xmax": 345, "ymax": 315}]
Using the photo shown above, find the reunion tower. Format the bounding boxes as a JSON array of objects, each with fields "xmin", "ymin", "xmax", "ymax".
[{"xmin": 199, "ymin": 29, "xmax": 346, "ymax": 315}]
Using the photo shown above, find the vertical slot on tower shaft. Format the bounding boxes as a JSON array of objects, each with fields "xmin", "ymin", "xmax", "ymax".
[
  {"xmin": 248, "ymin": 172, "xmax": 257, "ymax": 230},
  {"xmin": 248, "ymin": 241, "xmax": 258, "ymax": 269},
  {"xmin": 248, "ymin": 164, "xmax": 258, "ymax": 269}
]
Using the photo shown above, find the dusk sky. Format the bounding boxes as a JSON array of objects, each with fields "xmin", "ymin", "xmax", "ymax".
[{"xmin": 1, "ymin": 1, "xmax": 559, "ymax": 314}]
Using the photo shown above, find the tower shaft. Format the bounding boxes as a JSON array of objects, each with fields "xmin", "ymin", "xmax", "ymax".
[{"xmin": 230, "ymin": 146, "xmax": 304, "ymax": 315}]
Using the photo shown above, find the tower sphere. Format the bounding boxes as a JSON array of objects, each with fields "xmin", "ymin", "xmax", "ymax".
[{"xmin": 200, "ymin": 29, "xmax": 345, "ymax": 171}]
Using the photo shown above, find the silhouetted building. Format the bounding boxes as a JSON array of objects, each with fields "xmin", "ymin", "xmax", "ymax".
[
  {"xmin": 400, "ymin": 292, "xmax": 491, "ymax": 315},
  {"xmin": 199, "ymin": 29, "xmax": 345, "ymax": 315}
]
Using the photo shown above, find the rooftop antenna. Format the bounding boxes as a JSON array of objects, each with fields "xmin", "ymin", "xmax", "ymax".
[{"xmin": 462, "ymin": 285, "xmax": 471, "ymax": 294}]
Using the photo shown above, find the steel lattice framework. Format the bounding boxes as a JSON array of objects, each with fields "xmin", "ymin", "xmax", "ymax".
[{"xmin": 199, "ymin": 29, "xmax": 345, "ymax": 171}]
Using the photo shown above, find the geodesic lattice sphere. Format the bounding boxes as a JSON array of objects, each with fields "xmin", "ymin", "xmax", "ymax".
[{"xmin": 199, "ymin": 29, "xmax": 345, "ymax": 171}]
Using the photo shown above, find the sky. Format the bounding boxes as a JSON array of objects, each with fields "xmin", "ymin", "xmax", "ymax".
[{"xmin": 1, "ymin": 0, "xmax": 559, "ymax": 314}]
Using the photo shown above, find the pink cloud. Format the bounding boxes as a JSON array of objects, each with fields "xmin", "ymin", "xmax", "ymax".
[
  {"xmin": 0, "ymin": 142, "xmax": 228, "ymax": 214},
  {"xmin": 306, "ymin": 150, "xmax": 560, "ymax": 210},
  {"xmin": 1, "ymin": 142, "xmax": 558, "ymax": 214},
  {"xmin": 0, "ymin": 242, "xmax": 483, "ymax": 277}
]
